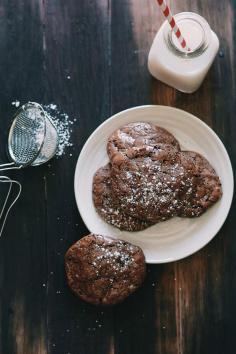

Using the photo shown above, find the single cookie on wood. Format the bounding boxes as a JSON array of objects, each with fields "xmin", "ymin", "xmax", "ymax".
[
  {"xmin": 93, "ymin": 164, "xmax": 152, "ymax": 231},
  {"xmin": 107, "ymin": 122, "xmax": 180, "ymax": 165},
  {"xmin": 65, "ymin": 234, "xmax": 146, "ymax": 305}
]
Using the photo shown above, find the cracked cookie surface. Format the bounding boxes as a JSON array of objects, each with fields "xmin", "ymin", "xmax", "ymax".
[
  {"xmin": 65, "ymin": 234, "xmax": 146, "ymax": 305},
  {"xmin": 93, "ymin": 164, "xmax": 152, "ymax": 231},
  {"xmin": 107, "ymin": 122, "xmax": 180, "ymax": 165}
]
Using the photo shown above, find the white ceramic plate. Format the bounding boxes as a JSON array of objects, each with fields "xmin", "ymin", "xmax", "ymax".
[{"xmin": 74, "ymin": 105, "xmax": 234, "ymax": 263}]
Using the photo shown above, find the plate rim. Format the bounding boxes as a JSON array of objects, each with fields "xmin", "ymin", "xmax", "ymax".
[{"xmin": 74, "ymin": 105, "xmax": 234, "ymax": 263}]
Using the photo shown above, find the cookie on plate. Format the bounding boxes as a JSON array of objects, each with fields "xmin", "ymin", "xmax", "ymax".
[
  {"xmin": 110, "ymin": 150, "xmax": 222, "ymax": 222},
  {"xmin": 65, "ymin": 234, "xmax": 146, "ymax": 305},
  {"xmin": 110, "ymin": 152, "xmax": 184, "ymax": 222},
  {"xmin": 93, "ymin": 164, "xmax": 152, "ymax": 231},
  {"xmin": 107, "ymin": 122, "xmax": 180, "ymax": 165},
  {"xmin": 176, "ymin": 151, "xmax": 222, "ymax": 217}
]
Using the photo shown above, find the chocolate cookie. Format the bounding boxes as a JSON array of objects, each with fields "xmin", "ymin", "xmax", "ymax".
[
  {"xmin": 107, "ymin": 122, "xmax": 180, "ymax": 165},
  {"xmin": 93, "ymin": 164, "xmax": 152, "ymax": 231},
  {"xmin": 65, "ymin": 234, "xmax": 146, "ymax": 305},
  {"xmin": 176, "ymin": 151, "xmax": 222, "ymax": 217},
  {"xmin": 110, "ymin": 150, "xmax": 222, "ymax": 222},
  {"xmin": 110, "ymin": 151, "xmax": 184, "ymax": 222}
]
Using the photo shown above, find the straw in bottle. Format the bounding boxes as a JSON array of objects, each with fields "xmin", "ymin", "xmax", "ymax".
[{"xmin": 156, "ymin": 0, "xmax": 190, "ymax": 51}]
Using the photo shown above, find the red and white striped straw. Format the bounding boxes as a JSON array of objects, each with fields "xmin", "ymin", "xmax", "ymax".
[{"xmin": 156, "ymin": 0, "xmax": 189, "ymax": 51}]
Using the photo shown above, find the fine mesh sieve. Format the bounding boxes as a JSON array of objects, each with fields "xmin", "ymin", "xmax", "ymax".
[
  {"xmin": 0, "ymin": 101, "xmax": 59, "ymax": 237},
  {"xmin": 0, "ymin": 102, "xmax": 59, "ymax": 170}
]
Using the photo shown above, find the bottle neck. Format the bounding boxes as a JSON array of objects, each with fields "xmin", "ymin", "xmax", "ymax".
[{"xmin": 163, "ymin": 12, "xmax": 211, "ymax": 59}]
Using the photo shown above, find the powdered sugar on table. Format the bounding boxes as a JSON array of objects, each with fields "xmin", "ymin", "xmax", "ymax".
[{"xmin": 43, "ymin": 104, "xmax": 74, "ymax": 157}]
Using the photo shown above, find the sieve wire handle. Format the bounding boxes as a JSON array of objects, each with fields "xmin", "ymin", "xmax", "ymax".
[
  {"xmin": 0, "ymin": 176, "xmax": 22, "ymax": 238},
  {"xmin": 0, "ymin": 162, "xmax": 23, "ymax": 171}
]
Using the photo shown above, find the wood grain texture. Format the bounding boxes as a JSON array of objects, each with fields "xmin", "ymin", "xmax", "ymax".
[{"xmin": 0, "ymin": 0, "xmax": 235, "ymax": 353}]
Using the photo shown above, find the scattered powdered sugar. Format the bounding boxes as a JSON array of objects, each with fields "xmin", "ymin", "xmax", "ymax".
[
  {"xmin": 47, "ymin": 103, "xmax": 57, "ymax": 110},
  {"xmin": 119, "ymin": 132, "xmax": 135, "ymax": 144},
  {"xmin": 11, "ymin": 100, "xmax": 20, "ymax": 108},
  {"xmin": 118, "ymin": 160, "xmax": 180, "ymax": 218},
  {"xmin": 112, "ymin": 157, "xmax": 200, "ymax": 222},
  {"xmin": 93, "ymin": 165, "xmax": 150, "ymax": 231},
  {"xmin": 43, "ymin": 104, "xmax": 74, "ymax": 157},
  {"xmin": 92, "ymin": 239, "xmax": 135, "ymax": 274}
]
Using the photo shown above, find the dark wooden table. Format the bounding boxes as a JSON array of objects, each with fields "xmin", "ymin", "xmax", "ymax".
[{"xmin": 0, "ymin": 0, "xmax": 235, "ymax": 353}]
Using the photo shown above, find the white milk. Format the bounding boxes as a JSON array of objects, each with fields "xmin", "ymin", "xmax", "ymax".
[{"xmin": 148, "ymin": 12, "xmax": 219, "ymax": 93}]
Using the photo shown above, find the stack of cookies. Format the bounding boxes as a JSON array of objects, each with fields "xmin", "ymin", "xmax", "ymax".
[{"xmin": 92, "ymin": 122, "xmax": 222, "ymax": 231}]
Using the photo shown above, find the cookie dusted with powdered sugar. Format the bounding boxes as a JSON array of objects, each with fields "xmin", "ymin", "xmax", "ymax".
[
  {"xmin": 110, "ymin": 151, "xmax": 184, "ymax": 223},
  {"xmin": 91, "ymin": 122, "xmax": 222, "ymax": 229},
  {"xmin": 176, "ymin": 151, "xmax": 222, "ymax": 217},
  {"xmin": 93, "ymin": 164, "xmax": 152, "ymax": 231},
  {"xmin": 65, "ymin": 234, "xmax": 146, "ymax": 305},
  {"xmin": 107, "ymin": 122, "xmax": 180, "ymax": 165},
  {"xmin": 111, "ymin": 150, "xmax": 222, "ymax": 222}
]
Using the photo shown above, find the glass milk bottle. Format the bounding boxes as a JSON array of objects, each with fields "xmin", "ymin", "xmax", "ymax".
[{"xmin": 148, "ymin": 12, "xmax": 219, "ymax": 93}]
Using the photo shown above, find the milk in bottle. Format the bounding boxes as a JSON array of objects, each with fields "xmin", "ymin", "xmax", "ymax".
[{"xmin": 148, "ymin": 12, "xmax": 219, "ymax": 93}]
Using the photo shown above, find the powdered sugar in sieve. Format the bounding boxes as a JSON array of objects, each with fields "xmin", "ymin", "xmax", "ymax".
[{"xmin": 32, "ymin": 114, "xmax": 58, "ymax": 166}]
